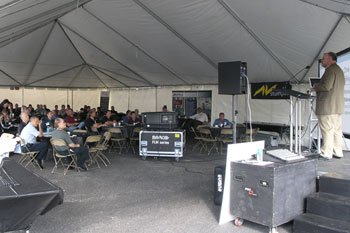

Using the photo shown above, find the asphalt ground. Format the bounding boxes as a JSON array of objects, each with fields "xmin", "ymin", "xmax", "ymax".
[{"xmin": 9, "ymin": 141, "xmax": 350, "ymax": 233}]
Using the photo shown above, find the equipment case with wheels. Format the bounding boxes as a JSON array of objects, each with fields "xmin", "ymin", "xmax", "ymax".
[
  {"xmin": 139, "ymin": 130, "xmax": 185, "ymax": 161},
  {"xmin": 230, "ymin": 159, "xmax": 317, "ymax": 230}
]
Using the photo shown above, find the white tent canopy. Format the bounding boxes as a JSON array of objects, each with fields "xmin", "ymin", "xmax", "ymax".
[{"xmin": 0, "ymin": 0, "xmax": 349, "ymax": 88}]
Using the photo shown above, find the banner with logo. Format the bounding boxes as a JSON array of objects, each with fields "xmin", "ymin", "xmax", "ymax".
[{"xmin": 251, "ymin": 82, "xmax": 291, "ymax": 99}]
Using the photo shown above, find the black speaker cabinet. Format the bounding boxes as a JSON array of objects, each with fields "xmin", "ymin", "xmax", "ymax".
[{"xmin": 218, "ymin": 61, "xmax": 247, "ymax": 95}]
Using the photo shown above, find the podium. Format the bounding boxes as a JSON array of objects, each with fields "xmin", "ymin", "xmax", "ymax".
[{"xmin": 273, "ymin": 89, "xmax": 319, "ymax": 155}]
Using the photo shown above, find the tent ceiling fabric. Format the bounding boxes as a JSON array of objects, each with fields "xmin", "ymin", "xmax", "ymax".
[
  {"xmin": 299, "ymin": 0, "xmax": 350, "ymax": 14},
  {"xmin": 0, "ymin": 0, "xmax": 349, "ymax": 88}
]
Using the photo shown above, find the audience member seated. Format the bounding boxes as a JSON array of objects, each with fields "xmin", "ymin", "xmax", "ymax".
[
  {"xmin": 101, "ymin": 110, "xmax": 117, "ymax": 126},
  {"xmin": 28, "ymin": 105, "xmax": 34, "ymax": 116},
  {"xmin": 58, "ymin": 104, "xmax": 66, "ymax": 117},
  {"xmin": 52, "ymin": 118, "xmax": 88, "ymax": 171},
  {"xmin": 35, "ymin": 104, "xmax": 43, "ymax": 115},
  {"xmin": 41, "ymin": 111, "xmax": 54, "ymax": 132},
  {"xmin": 8, "ymin": 103, "xmax": 14, "ymax": 117},
  {"xmin": 17, "ymin": 112, "xmax": 29, "ymax": 135},
  {"xmin": 127, "ymin": 111, "xmax": 141, "ymax": 125},
  {"xmin": 1, "ymin": 110, "xmax": 15, "ymax": 133},
  {"xmin": 213, "ymin": 112, "xmax": 232, "ymax": 128},
  {"xmin": 20, "ymin": 116, "xmax": 48, "ymax": 169},
  {"xmin": 111, "ymin": 106, "xmax": 118, "ymax": 115},
  {"xmin": 85, "ymin": 111, "xmax": 105, "ymax": 133},
  {"xmin": 122, "ymin": 110, "xmax": 131, "ymax": 124},
  {"xmin": 0, "ymin": 114, "xmax": 4, "ymax": 135},
  {"xmin": 96, "ymin": 107, "xmax": 104, "ymax": 120},
  {"xmin": 66, "ymin": 109, "xmax": 85, "ymax": 133},
  {"xmin": 183, "ymin": 107, "xmax": 208, "ymax": 130},
  {"xmin": 51, "ymin": 110, "xmax": 58, "ymax": 120},
  {"xmin": 53, "ymin": 105, "xmax": 59, "ymax": 116},
  {"xmin": 135, "ymin": 108, "xmax": 142, "ymax": 121},
  {"xmin": 0, "ymin": 99, "xmax": 10, "ymax": 113},
  {"xmin": 44, "ymin": 104, "xmax": 50, "ymax": 112},
  {"xmin": 79, "ymin": 108, "xmax": 86, "ymax": 122},
  {"xmin": 14, "ymin": 104, "xmax": 21, "ymax": 117}
]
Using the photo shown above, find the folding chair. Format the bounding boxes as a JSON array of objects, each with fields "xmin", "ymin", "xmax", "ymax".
[
  {"xmin": 84, "ymin": 135, "xmax": 102, "ymax": 168},
  {"xmin": 90, "ymin": 127, "xmax": 99, "ymax": 135},
  {"xmin": 95, "ymin": 131, "xmax": 112, "ymax": 165},
  {"xmin": 50, "ymin": 138, "xmax": 79, "ymax": 175},
  {"xmin": 129, "ymin": 127, "xmax": 141, "ymax": 154},
  {"xmin": 191, "ymin": 126, "xmax": 205, "ymax": 152},
  {"xmin": 72, "ymin": 129, "xmax": 88, "ymax": 136},
  {"xmin": 199, "ymin": 128, "xmax": 219, "ymax": 155},
  {"xmin": 218, "ymin": 128, "xmax": 233, "ymax": 154},
  {"xmin": 18, "ymin": 139, "xmax": 42, "ymax": 170},
  {"xmin": 108, "ymin": 128, "xmax": 127, "ymax": 154}
]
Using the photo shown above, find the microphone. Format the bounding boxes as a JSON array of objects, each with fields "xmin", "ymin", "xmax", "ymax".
[{"xmin": 289, "ymin": 66, "xmax": 310, "ymax": 82}]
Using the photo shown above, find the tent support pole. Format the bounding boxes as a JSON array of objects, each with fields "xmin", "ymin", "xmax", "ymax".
[
  {"xmin": 83, "ymin": 7, "xmax": 189, "ymax": 85},
  {"xmin": 133, "ymin": 0, "xmax": 217, "ymax": 70},
  {"xmin": 232, "ymin": 95, "xmax": 236, "ymax": 144},
  {"xmin": 298, "ymin": 15, "xmax": 343, "ymax": 83},
  {"xmin": 218, "ymin": 0, "xmax": 294, "ymax": 79},
  {"xmin": 128, "ymin": 89, "xmax": 131, "ymax": 111},
  {"xmin": 22, "ymin": 87, "xmax": 24, "ymax": 106},
  {"xmin": 58, "ymin": 21, "xmax": 156, "ymax": 87},
  {"xmin": 155, "ymin": 88, "xmax": 157, "ymax": 111}
]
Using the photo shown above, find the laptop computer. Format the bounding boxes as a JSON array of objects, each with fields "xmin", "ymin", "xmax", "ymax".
[{"xmin": 309, "ymin": 77, "xmax": 321, "ymax": 87}]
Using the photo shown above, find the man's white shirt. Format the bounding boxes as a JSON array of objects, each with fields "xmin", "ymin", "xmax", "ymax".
[{"xmin": 190, "ymin": 112, "xmax": 208, "ymax": 122}]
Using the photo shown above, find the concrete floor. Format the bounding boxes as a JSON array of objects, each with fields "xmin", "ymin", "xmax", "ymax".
[{"xmin": 10, "ymin": 143, "xmax": 350, "ymax": 233}]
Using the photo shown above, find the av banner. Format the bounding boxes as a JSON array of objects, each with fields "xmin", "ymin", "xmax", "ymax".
[{"xmin": 251, "ymin": 82, "xmax": 291, "ymax": 99}]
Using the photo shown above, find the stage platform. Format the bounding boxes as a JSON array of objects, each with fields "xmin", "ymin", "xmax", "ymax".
[{"xmin": 8, "ymin": 144, "xmax": 350, "ymax": 233}]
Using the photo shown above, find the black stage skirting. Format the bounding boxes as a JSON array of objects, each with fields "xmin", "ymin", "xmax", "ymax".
[{"xmin": 0, "ymin": 158, "xmax": 64, "ymax": 232}]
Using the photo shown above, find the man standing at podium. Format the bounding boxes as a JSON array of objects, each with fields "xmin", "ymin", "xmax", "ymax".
[{"xmin": 313, "ymin": 52, "xmax": 345, "ymax": 160}]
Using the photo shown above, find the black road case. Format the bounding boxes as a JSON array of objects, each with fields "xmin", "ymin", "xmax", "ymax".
[
  {"xmin": 139, "ymin": 130, "xmax": 185, "ymax": 161},
  {"xmin": 230, "ymin": 159, "xmax": 317, "ymax": 230}
]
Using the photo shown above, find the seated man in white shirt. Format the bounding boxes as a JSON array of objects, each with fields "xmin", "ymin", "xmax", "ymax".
[
  {"xmin": 20, "ymin": 116, "xmax": 48, "ymax": 169},
  {"xmin": 183, "ymin": 107, "xmax": 208, "ymax": 130}
]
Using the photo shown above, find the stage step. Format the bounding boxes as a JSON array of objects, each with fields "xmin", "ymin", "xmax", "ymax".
[
  {"xmin": 306, "ymin": 192, "xmax": 350, "ymax": 222},
  {"xmin": 319, "ymin": 173, "xmax": 350, "ymax": 197},
  {"xmin": 293, "ymin": 213, "xmax": 350, "ymax": 233}
]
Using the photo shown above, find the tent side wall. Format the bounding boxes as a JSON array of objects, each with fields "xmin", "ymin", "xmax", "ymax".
[
  {"xmin": 109, "ymin": 84, "xmax": 310, "ymax": 126},
  {"xmin": 0, "ymin": 84, "xmax": 310, "ymax": 128},
  {"xmin": 0, "ymin": 87, "xmax": 103, "ymax": 110}
]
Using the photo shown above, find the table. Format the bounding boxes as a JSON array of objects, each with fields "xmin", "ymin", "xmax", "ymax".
[
  {"xmin": 0, "ymin": 158, "xmax": 63, "ymax": 232},
  {"xmin": 204, "ymin": 126, "xmax": 245, "ymax": 140}
]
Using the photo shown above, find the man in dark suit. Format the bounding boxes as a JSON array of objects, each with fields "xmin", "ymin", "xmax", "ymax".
[{"xmin": 313, "ymin": 52, "xmax": 345, "ymax": 160}]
